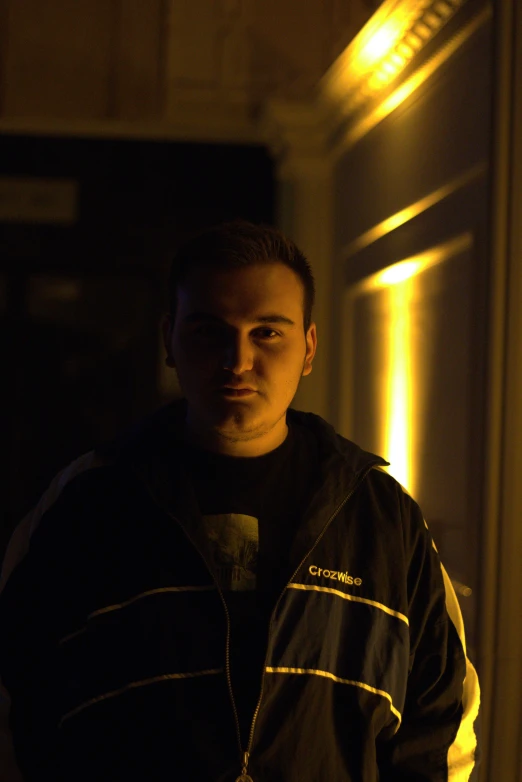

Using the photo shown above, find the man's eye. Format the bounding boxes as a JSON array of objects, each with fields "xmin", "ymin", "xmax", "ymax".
[
  {"xmin": 257, "ymin": 329, "xmax": 279, "ymax": 339},
  {"xmin": 193, "ymin": 327, "xmax": 279, "ymax": 339}
]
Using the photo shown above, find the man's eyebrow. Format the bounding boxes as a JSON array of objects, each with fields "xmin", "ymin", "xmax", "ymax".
[{"xmin": 182, "ymin": 312, "xmax": 296, "ymax": 327}]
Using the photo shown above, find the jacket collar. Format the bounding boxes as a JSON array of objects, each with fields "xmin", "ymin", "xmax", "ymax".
[{"xmin": 94, "ymin": 398, "xmax": 390, "ymax": 573}]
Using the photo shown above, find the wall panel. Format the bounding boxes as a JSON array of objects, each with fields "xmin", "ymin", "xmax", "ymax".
[{"xmin": 331, "ymin": 7, "xmax": 493, "ymax": 671}]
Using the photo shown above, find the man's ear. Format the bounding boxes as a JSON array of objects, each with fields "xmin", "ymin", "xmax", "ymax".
[{"xmin": 161, "ymin": 313, "xmax": 172, "ymax": 347}]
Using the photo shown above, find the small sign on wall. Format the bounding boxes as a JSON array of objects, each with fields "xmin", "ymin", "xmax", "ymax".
[{"xmin": 0, "ymin": 177, "xmax": 78, "ymax": 223}]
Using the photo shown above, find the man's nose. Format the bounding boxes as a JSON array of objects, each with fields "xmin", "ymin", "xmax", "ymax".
[{"xmin": 221, "ymin": 334, "xmax": 255, "ymax": 373}]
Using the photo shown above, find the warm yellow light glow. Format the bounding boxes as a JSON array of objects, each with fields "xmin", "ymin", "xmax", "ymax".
[
  {"xmin": 384, "ymin": 280, "xmax": 413, "ymax": 492},
  {"xmin": 378, "ymin": 260, "xmax": 421, "ymax": 286},
  {"xmin": 347, "ymin": 233, "xmax": 474, "ymax": 496},
  {"xmin": 350, "ymin": 235, "xmax": 471, "ymax": 298},
  {"xmin": 358, "ymin": 22, "xmax": 401, "ymax": 69},
  {"xmin": 375, "ymin": 71, "xmax": 391, "ymax": 84},
  {"xmin": 383, "ymin": 61, "xmax": 398, "ymax": 75},
  {"xmin": 340, "ymin": 165, "xmax": 487, "ymax": 260},
  {"xmin": 331, "ymin": 7, "xmax": 491, "ymax": 158},
  {"xmin": 369, "ymin": 73, "xmax": 387, "ymax": 90},
  {"xmin": 406, "ymin": 32, "xmax": 423, "ymax": 50},
  {"xmin": 390, "ymin": 52, "xmax": 406, "ymax": 67},
  {"xmin": 415, "ymin": 22, "xmax": 431, "ymax": 39},
  {"xmin": 397, "ymin": 42, "xmax": 414, "ymax": 58}
]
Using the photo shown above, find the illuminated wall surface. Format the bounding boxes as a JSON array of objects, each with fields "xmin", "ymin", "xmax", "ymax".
[
  {"xmin": 331, "ymin": 0, "xmax": 492, "ymax": 672},
  {"xmin": 347, "ymin": 232, "xmax": 480, "ymax": 658},
  {"xmin": 351, "ymin": 234, "xmax": 472, "ymax": 498}
]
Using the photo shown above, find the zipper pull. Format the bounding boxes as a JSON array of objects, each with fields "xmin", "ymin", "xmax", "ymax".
[{"xmin": 235, "ymin": 751, "xmax": 253, "ymax": 782}]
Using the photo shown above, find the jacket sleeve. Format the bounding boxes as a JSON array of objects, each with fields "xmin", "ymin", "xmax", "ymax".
[
  {"xmin": 377, "ymin": 486, "xmax": 481, "ymax": 781},
  {"xmin": 0, "ymin": 678, "xmax": 24, "ymax": 782},
  {"xmin": 0, "ymin": 509, "xmax": 44, "ymax": 782},
  {"xmin": 0, "ymin": 451, "xmax": 100, "ymax": 782}
]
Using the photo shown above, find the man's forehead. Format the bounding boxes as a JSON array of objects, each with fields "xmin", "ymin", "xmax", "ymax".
[
  {"xmin": 181, "ymin": 311, "xmax": 296, "ymax": 327},
  {"xmin": 186, "ymin": 261, "xmax": 300, "ymax": 283},
  {"xmin": 176, "ymin": 263, "xmax": 304, "ymax": 325}
]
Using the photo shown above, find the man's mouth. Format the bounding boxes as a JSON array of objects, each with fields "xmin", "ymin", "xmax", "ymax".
[{"xmin": 219, "ymin": 388, "xmax": 256, "ymax": 398}]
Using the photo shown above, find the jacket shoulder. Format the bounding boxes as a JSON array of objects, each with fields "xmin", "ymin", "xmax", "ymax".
[{"xmin": 0, "ymin": 452, "xmax": 114, "ymax": 595}]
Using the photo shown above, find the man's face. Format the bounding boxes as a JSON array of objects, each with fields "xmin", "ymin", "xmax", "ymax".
[{"xmin": 161, "ymin": 262, "xmax": 317, "ymax": 457}]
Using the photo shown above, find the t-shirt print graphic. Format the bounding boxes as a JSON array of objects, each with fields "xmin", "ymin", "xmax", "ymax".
[{"xmin": 200, "ymin": 513, "xmax": 259, "ymax": 592}]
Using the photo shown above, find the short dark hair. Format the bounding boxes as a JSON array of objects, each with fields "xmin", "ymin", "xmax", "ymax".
[{"xmin": 167, "ymin": 219, "xmax": 316, "ymax": 334}]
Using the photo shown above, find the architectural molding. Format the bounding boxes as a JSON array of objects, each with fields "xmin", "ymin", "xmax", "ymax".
[
  {"xmin": 0, "ymin": 0, "xmax": 489, "ymax": 150},
  {"xmin": 326, "ymin": 1, "xmax": 492, "ymax": 159},
  {"xmin": 262, "ymin": 99, "xmax": 334, "ymax": 176},
  {"xmin": 261, "ymin": 0, "xmax": 491, "ymax": 172},
  {"xmin": 319, "ymin": 0, "xmax": 470, "ymax": 123},
  {"xmin": 0, "ymin": 112, "xmax": 263, "ymax": 145},
  {"xmin": 0, "ymin": 0, "xmax": 372, "ymax": 144}
]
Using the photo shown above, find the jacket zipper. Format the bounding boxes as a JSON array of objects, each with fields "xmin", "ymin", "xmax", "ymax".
[
  {"xmin": 240, "ymin": 461, "xmax": 379, "ymax": 781},
  {"xmin": 161, "ymin": 512, "xmax": 245, "ymax": 765},
  {"xmin": 142, "ymin": 460, "xmax": 379, "ymax": 782},
  {"xmin": 133, "ymin": 472, "xmax": 248, "ymax": 774}
]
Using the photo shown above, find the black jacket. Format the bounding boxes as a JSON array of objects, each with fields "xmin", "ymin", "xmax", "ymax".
[{"xmin": 0, "ymin": 398, "xmax": 480, "ymax": 781}]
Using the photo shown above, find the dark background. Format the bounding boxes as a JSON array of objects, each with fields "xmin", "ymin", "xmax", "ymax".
[{"xmin": 0, "ymin": 135, "xmax": 275, "ymax": 559}]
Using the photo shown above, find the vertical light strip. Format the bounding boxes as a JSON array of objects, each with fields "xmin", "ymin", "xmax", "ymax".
[
  {"xmin": 347, "ymin": 235, "xmax": 473, "ymax": 495},
  {"xmin": 384, "ymin": 279, "xmax": 413, "ymax": 492}
]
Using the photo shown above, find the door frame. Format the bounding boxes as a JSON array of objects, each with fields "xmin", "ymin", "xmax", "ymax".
[{"xmin": 480, "ymin": 0, "xmax": 522, "ymax": 778}]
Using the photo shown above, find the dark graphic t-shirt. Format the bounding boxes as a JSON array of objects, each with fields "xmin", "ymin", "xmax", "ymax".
[{"xmin": 179, "ymin": 417, "xmax": 320, "ymax": 749}]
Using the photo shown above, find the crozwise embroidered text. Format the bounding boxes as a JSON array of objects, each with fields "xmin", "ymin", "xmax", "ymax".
[{"xmin": 309, "ymin": 564, "xmax": 362, "ymax": 586}]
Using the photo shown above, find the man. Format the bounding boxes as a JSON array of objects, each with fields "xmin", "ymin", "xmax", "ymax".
[{"xmin": 0, "ymin": 220, "xmax": 479, "ymax": 781}]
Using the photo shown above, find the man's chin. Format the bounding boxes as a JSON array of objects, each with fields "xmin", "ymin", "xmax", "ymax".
[{"xmin": 192, "ymin": 396, "xmax": 258, "ymax": 426}]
